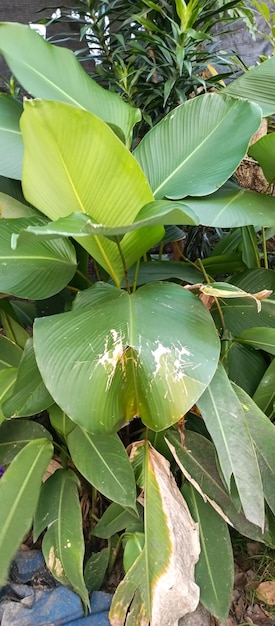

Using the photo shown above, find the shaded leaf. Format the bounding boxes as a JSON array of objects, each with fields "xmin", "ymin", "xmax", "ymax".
[
  {"xmin": 0, "ymin": 419, "xmax": 52, "ymax": 464},
  {"xmin": 225, "ymin": 343, "xmax": 267, "ymax": 396},
  {"xmin": 84, "ymin": 548, "xmax": 110, "ymax": 593},
  {"xmin": 0, "ymin": 298, "xmax": 29, "ymax": 348},
  {"xmin": 0, "ymin": 94, "xmax": 23, "ymax": 179},
  {"xmin": 48, "ymin": 404, "xmax": 76, "ymax": 438},
  {"xmin": 134, "ymin": 94, "xmax": 261, "ymax": 199},
  {"xmin": 224, "ymin": 56, "xmax": 275, "ymax": 117},
  {"xmin": 182, "ymin": 483, "xmax": 234, "ymax": 623},
  {"xmin": 197, "ymin": 364, "xmax": 264, "ymax": 529},
  {"xmin": 0, "ymin": 368, "xmax": 17, "ymax": 425},
  {"xmin": 236, "ymin": 327, "xmax": 275, "ymax": 356},
  {"xmin": 0, "ymin": 335, "xmax": 22, "ymax": 370},
  {"xmin": 34, "ymin": 282, "xmax": 219, "ymax": 433},
  {"xmin": 3, "ymin": 338, "xmax": 54, "ymax": 417},
  {"xmin": 0, "ymin": 22, "xmax": 140, "ymax": 145},
  {"xmin": 92, "ymin": 503, "xmax": 140, "ymax": 539},
  {"xmin": 67, "ymin": 426, "xmax": 137, "ymax": 510},
  {"xmin": 122, "ymin": 260, "xmax": 202, "ymax": 287},
  {"xmin": 0, "ymin": 438, "xmax": 53, "ymax": 587},
  {"xmin": 253, "ymin": 358, "xmax": 275, "ymax": 419},
  {"xmin": 34, "ymin": 468, "xmax": 89, "ymax": 608}
]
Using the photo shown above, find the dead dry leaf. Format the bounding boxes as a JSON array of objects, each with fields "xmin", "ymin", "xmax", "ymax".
[{"xmin": 256, "ymin": 581, "xmax": 275, "ymax": 606}]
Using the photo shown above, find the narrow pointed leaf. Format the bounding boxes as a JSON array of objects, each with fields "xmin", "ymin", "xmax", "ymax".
[
  {"xmin": 226, "ymin": 343, "xmax": 266, "ymax": 396},
  {"xmin": 0, "ymin": 298, "xmax": 29, "ymax": 348},
  {"xmin": 0, "ymin": 368, "xmax": 17, "ymax": 425},
  {"xmin": 34, "ymin": 469, "xmax": 89, "ymax": 608},
  {"xmin": 0, "ymin": 419, "xmax": 52, "ymax": 464},
  {"xmin": 249, "ymin": 133, "xmax": 275, "ymax": 183},
  {"xmin": 134, "ymin": 94, "xmax": 261, "ymax": 199},
  {"xmin": 33, "ymin": 282, "xmax": 219, "ymax": 433},
  {"xmin": 0, "ymin": 335, "xmax": 22, "ymax": 370},
  {"xmin": 0, "ymin": 22, "xmax": 140, "ymax": 145},
  {"xmin": 109, "ymin": 443, "xmax": 200, "ymax": 625},
  {"xmin": 236, "ymin": 327, "xmax": 275, "ymax": 355},
  {"xmin": 165, "ymin": 430, "xmax": 273, "ymax": 545},
  {"xmin": 67, "ymin": 426, "xmax": 137, "ymax": 510},
  {"xmin": 197, "ymin": 364, "xmax": 264, "ymax": 529},
  {"xmin": 3, "ymin": 339, "xmax": 54, "ymax": 418},
  {"xmin": 0, "ymin": 438, "xmax": 53, "ymax": 587},
  {"xmin": 21, "ymin": 100, "xmax": 161, "ymax": 284},
  {"xmin": 92, "ymin": 503, "xmax": 140, "ymax": 539},
  {"xmin": 0, "ymin": 217, "xmax": 77, "ymax": 299},
  {"xmin": 253, "ymin": 358, "xmax": 275, "ymax": 419},
  {"xmin": 182, "ymin": 483, "xmax": 234, "ymax": 623},
  {"xmin": 233, "ymin": 383, "xmax": 275, "ymax": 517},
  {"xmin": 84, "ymin": 548, "xmax": 110, "ymax": 593},
  {"xmin": 0, "ymin": 94, "xmax": 23, "ymax": 179},
  {"xmin": 184, "ymin": 181, "xmax": 275, "ymax": 227},
  {"xmin": 224, "ymin": 56, "xmax": 275, "ymax": 117}
]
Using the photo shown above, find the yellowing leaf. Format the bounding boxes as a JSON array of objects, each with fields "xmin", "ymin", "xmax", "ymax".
[
  {"xmin": 109, "ymin": 442, "xmax": 200, "ymax": 625},
  {"xmin": 256, "ymin": 581, "xmax": 275, "ymax": 605}
]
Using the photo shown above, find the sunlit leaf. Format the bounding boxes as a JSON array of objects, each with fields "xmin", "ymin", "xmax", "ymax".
[
  {"xmin": 0, "ymin": 94, "xmax": 23, "ymax": 179},
  {"xmin": 224, "ymin": 56, "xmax": 275, "ymax": 116},
  {"xmin": 248, "ymin": 132, "xmax": 275, "ymax": 183}
]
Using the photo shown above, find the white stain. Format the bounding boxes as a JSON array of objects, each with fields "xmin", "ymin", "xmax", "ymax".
[{"xmin": 152, "ymin": 342, "xmax": 171, "ymax": 377}]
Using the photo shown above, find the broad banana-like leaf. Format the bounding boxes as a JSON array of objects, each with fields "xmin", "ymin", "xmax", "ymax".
[
  {"xmin": 0, "ymin": 437, "xmax": 53, "ymax": 587},
  {"xmin": 0, "ymin": 22, "xmax": 139, "ymax": 146},
  {"xmin": 165, "ymin": 430, "xmax": 273, "ymax": 545},
  {"xmin": 134, "ymin": 94, "xmax": 261, "ymax": 199},
  {"xmin": 224, "ymin": 56, "xmax": 275, "ymax": 117},
  {"xmin": 0, "ymin": 95, "xmax": 23, "ymax": 180},
  {"xmin": 33, "ymin": 469, "xmax": 89, "ymax": 608},
  {"xmin": 236, "ymin": 327, "xmax": 275, "ymax": 355},
  {"xmin": 0, "ymin": 419, "xmax": 52, "ymax": 464},
  {"xmin": 0, "ymin": 335, "xmax": 22, "ymax": 370},
  {"xmin": 0, "ymin": 217, "xmax": 77, "ymax": 299},
  {"xmin": 184, "ymin": 181, "xmax": 275, "ymax": 227},
  {"xmin": 197, "ymin": 363, "xmax": 264, "ymax": 529},
  {"xmin": 233, "ymin": 383, "xmax": 275, "ymax": 517},
  {"xmin": 0, "ymin": 368, "xmax": 17, "ymax": 424},
  {"xmin": 182, "ymin": 483, "xmax": 234, "ymax": 623},
  {"xmin": 109, "ymin": 442, "xmax": 200, "ymax": 626},
  {"xmin": 225, "ymin": 343, "xmax": 266, "ymax": 396},
  {"xmin": 67, "ymin": 426, "xmax": 137, "ymax": 510},
  {"xmin": 33, "ymin": 282, "xmax": 219, "ymax": 433},
  {"xmin": 228, "ymin": 268, "xmax": 275, "ymax": 292},
  {"xmin": 3, "ymin": 338, "xmax": 54, "ymax": 418},
  {"xmin": 253, "ymin": 358, "xmax": 275, "ymax": 419},
  {"xmin": 20, "ymin": 100, "xmax": 162, "ymax": 286},
  {"xmin": 249, "ymin": 133, "xmax": 275, "ymax": 183},
  {"xmin": 0, "ymin": 193, "xmax": 35, "ymax": 218}
]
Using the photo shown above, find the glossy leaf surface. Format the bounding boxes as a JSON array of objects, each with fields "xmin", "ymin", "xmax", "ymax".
[
  {"xmin": 224, "ymin": 56, "xmax": 275, "ymax": 116},
  {"xmin": 34, "ymin": 282, "xmax": 219, "ymax": 433},
  {"xmin": 236, "ymin": 327, "xmax": 275, "ymax": 356},
  {"xmin": 0, "ymin": 438, "xmax": 53, "ymax": 587},
  {"xmin": 67, "ymin": 426, "xmax": 137, "ymax": 510},
  {"xmin": 249, "ymin": 133, "xmax": 275, "ymax": 183},
  {"xmin": 134, "ymin": 94, "xmax": 261, "ymax": 199},
  {"xmin": 0, "ymin": 94, "xmax": 23, "ymax": 179},
  {"xmin": 0, "ymin": 419, "xmax": 52, "ymax": 464}
]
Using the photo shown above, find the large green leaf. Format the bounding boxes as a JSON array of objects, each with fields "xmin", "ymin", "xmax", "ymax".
[
  {"xmin": 0, "ymin": 217, "xmax": 77, "ymax": 299},
  {"xmin": 0, "ymin": 418, "xmax": 52, "ymax": 464},
  {"xmin": 225, "ymin": 343, "xmax": 267, "ymax": 396},
  {"xmin": 0, "ymin": 94, "xmax": 23, "ymax": 180},
  {"xmin": 197, "ymin": 364, "xmax": 264, "ymax": 529},
  {"xmin": 165, "ymin": 430, "xmax": 273, "ymax": 545},
  {"xmin": 233, "ymin": 383, "xmax": 275, "ymax": 517},
  {"xmin": 134, "ymin": 94, "xmax": 261, "ymax": 199},
  {"xmin": 0, "ymin": 22, "xmax": 139, "ymax": 146},
  {"xmin": 109, "ymin": 442, "xmax": 200, "ymax": 625},
  {"xmin": 20, "ymin": 100, "xmax": 162, "ymax": 286},
  {"xmin": 3, "ymin": 338, "xmax": 54, "ymax": 418},
  {"xmin": 184, "ymin": 181, "xmax": 275, "ymax": 227},
  {"xmin": 33, "ymin": 282, "xmax": 219, "ymax": 433},
  {"xmin": 0, "ymin": 437, "xmax": 53, "ymax": 587},
  {"xmin": 224, "ymin": 56, "xmax": 275, "ymax": 117},
  {"xmin": 248, "ymin": 132, "xmax": 275, "ymax": 183},
  {"xmin": 67, "ymin": 426, "xmax": 137, "ymax": 510},
  {"xmin": 182, "ymin": 483, "xmax": 233, "ymax": 623},
  {"xmin": 236, "ymin": 327, "xmax": 275, "ymax": 356},
  {"xmin": 33, "ymin": 469, "xmax": 89, "ymax": 608},
  {"xmin": 253, "ymin": 358, "xmax": 275, "ymax": 419},
  {"xmin": 0, "ymin": 335, "xmax": 22, "ymax": 370}
]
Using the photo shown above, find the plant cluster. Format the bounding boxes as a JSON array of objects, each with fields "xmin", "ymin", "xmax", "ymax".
[{"xmin": 0, "ymin": 20, "xmax": 275, "ymax": 625}]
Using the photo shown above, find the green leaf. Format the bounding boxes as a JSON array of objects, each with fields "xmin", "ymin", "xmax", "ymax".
[
  {"xmin": 48, "ymin": 404, "xmax": 76, "ymax": 438},
  {"xmin": 234, "ymin": 383, "xmax": 275, "ymax": 517},
  {"xmin": 0, "ymin": 22, "xmax": 140, "ymax": 145},
  {"xmin": 123, "ymin": 532, "xmax": 145, "ymax": 572},
  {"xmin": 241, "ymin": 225, "xmax": 260, "ymax": 269},
  {"xmin": 134, "ymin": 94, "xmax": 261, "ymax": 199},
  {"xmin": 0, "ymin": 298, "xmax": 29, "ymax": 348},
  {"xmin": 84, "ymin": 548, "xmax": 110, "ymax": 593},
  {"xmin": 165, "ymin": 430, "xmax": 273, "ymax": 545},
  {"xmin": 236, "ymin": 327, "xmax": 275, "ymax": 355},
  {"xmin": 0, "ymin": 217, "xmax": 77, "ymax": 299},
  {"xmin": 109, "ymin": 442, "xmax": 200, "ymax": 625},
  {"xmin": 33, "ymin": 282, "xmax": 219, "ymax": 433},
  {"xmin": 184, "ymin": 181, "xmax": 275, "ymax": 227},
  {"xmin": 0, "ymin": 335, "xmax": 22, "ymax": 370},
  {"xmin": 20, "ymin": 100, "xmax": 161, "ymax": 286},
  {"xmin": 0, "ymin": 94, "xmax": 23, "ymax": 179},
  {"xmin": 228, "ymin": 268, "xmax": 275, "ymax": 293},
  {"xmin": 253, "ymin": 358, "xmax": 275, "ymax": 419},
  {"xmin": 34, "ymin": 469, "xmax": 89, "ymax": 608},
  {"xmin": 2, "ymin": 338, "xmax": 54, "ymax": 418},
  {"xmin": 0, "ymin": 368, "xmax": 17, "ymax": 425},
  {"xmin": 0, "ymin": 192, "xmax": 35, "ymax": 219},
  {"xmin": 122, "ymin": 261, "xmax": 202, "ymax": 287},
  {"xmin": 225, "ymin": 343, "xmax": 267, "ymax": 396},
  {"xmin": 202, "ymin": 254, "xmax": 247, "ymax": 276},
  {"xmin": 249, "ymin": 132, "xmax": 275, "ymax": 183},
  {"xmin": 0, "ymin": 419, "xmax": 52, "ymax": 465},
  {"xmin": 182, "ymin": 483, "xmax": 233, "ymax": 623},
  {"xmin": 0, "ymin": 437, "xmax": 53, "ymax": 587},
  {"xmin": 92, "ymin": 503, "xmax": 140, "ymax": 539},
  {"xmin": 224, "ymin": 56, "xmax": 275, "ymax": 117},
  {"xmin": 67, "ymin": 426, "xmax": 136, "ymax": 510},
  {"xmin": 197, "ymin": 364, "xmax": 264, "ymax": 529}
]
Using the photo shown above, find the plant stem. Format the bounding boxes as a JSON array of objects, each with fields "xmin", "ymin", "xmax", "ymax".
[
  {"xmin": 115, "ymin": 237, "xmax": 130, "ymax": 292},
  {"xmin": 261, "ymin": 227, "xmax": 268, "ymax": 269},
  {"xmin": 132, "ymin": 258, "xmax": 141, "ymax": 293},
  {"xmin": 75, "ymin": 268, "xmax": 92, "ymax": 286}
]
